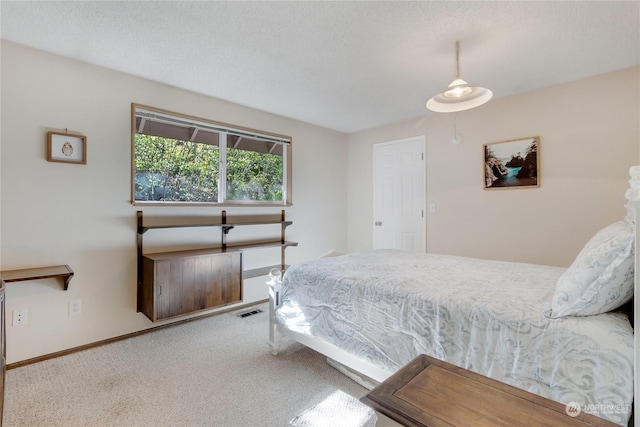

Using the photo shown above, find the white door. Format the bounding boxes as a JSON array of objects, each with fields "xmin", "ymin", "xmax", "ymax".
[{"xmin": 373, "ymin": 136, "xmax": 425, "ymax": 252}]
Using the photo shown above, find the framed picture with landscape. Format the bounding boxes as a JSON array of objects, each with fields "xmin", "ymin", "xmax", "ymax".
[{"xmin": 484, "ymin": 136, "xmax": 539, "ymax": 190}]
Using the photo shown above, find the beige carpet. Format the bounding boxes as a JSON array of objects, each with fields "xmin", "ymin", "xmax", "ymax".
[{"xmin": 3, "ymin": 303, "xmax": 399, "ymax": 426}]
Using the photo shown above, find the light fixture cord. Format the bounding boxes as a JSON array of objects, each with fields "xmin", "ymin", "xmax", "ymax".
[{"xmin": 455, "ymin": 41, "xmax": 460, "ymax": 78}]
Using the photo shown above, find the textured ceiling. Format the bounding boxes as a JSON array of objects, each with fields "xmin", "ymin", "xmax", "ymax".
[{"xmin": 2, "ymin": 1, "xmax": 639, "ymax": 133}]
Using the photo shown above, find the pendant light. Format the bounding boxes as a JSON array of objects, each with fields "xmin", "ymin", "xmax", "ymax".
[{"xmin": 426, "ymin": 41, "xmax": 492, "ymax": 113}]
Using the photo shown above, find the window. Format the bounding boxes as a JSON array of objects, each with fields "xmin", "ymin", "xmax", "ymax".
[{"xmin": 132, "ymin": 104, "xmax": 292, "ymax": 206}]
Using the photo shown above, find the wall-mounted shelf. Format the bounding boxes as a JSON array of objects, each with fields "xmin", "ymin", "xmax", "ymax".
[
  {"xmin": 136, "ymin": 210, "xmax": 296, "ymax": 321},
  {"xmin": 138, "ymin": 218, "xmax": 293, "ymax": 234},
  {"xmin": 0, "ymin": 265, "xmax": 74, "ymax": 290}
]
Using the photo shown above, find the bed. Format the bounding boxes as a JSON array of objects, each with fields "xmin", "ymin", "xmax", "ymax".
[{"xmin": 269, "ymin": 167, "xmax": 639, "ymax": 426}]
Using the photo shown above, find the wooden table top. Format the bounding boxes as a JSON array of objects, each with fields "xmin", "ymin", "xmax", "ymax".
[{"xmin": 361, "ymin": 355, "xmax": 619, "ymax": 427}]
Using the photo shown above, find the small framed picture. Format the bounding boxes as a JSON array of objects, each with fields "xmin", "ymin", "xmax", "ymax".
[
  {"xmin": 47, "ymin": 131, "xmax": 87, "ymax": 164},
  {"xmin": 484, "ymin": 136, "xmax": 539, "ymax": 190}
]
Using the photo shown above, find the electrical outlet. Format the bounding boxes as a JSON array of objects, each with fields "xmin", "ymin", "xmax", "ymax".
[
  {"xmin": 13, "ymin": 309, "xmax": 27, "ymax": 326},
  {"xmin": 69, "ymin": 300, "xmax": 82, "ymax": 316}
]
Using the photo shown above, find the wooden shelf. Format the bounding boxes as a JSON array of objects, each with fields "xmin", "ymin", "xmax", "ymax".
[
  {"xmin": 143, "ymin": 241, "xmax": 298, "ymax": 262},
  {"xmin": 139, "ymin": 217, "xmax": 221, "ymax": 233},
  {"xmin": 0, "ymin": 265, "xmax": 74, "ymax": 290},
  {"xmin": 136, "ymin": 210, "xmax": 296, "ymax": 319},
  {"xmin": 139, "ymin": 215, "xmax": 293, "ymax": 234},
  {"xmin": 143, "ymin": 247, "xmax": 232, "ymax": 261}
]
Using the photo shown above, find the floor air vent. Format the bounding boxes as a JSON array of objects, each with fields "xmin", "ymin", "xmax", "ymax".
[{"xmin": 237, "ymin": 308, "xmax": 263, "ymax": 318}]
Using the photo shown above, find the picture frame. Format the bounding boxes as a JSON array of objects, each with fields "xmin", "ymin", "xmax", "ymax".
[
  {"xmin": 47, "ymin": 131, "xmax": 87, "ymax": 164},
  {"xmin": 484, "ymin": 136, "xmax": 539, "ymax": 190}
]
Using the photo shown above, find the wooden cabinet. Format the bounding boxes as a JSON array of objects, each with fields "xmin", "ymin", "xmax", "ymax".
[
  {"xmin": 362, "ymin": 354, "xmax": 617, "ymax": 427},
  {"xmin": 141, "ymin": 249, "xmax": 242, "ymax": 322},
  {"xmin": 137, "ymin": 210, "xmax": 296, "ymax": 322}
]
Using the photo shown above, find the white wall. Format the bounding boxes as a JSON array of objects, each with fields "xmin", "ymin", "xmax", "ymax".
[
  {"xmin": 0, "ymin": 41, "xmax": 347, "ymax": 363},
  {"xmin": 347, "ymin": 66, "xmax": 640, "ymax": 267}
]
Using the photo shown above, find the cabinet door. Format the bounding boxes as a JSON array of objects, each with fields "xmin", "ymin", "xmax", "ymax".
[
  {"xmin": 154, "ymin": 259, "xmax": 185, "ymax": 320},
  {"xmin": 196, "ymin": 252, "xmax": 242, "ymax": 309}
]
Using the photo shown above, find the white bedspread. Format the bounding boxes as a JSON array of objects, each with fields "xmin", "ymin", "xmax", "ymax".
[{"xmin": 275, "ymin": 250, "xmax": 634, "ymax": 425}]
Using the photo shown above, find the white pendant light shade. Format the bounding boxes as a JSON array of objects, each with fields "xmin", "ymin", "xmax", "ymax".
[
  {"xmin": 426, "ymin": 42, "xmax": 492, "ymax": 113},
  {"xmin": 426, "ymin": 81, "xmax": 493, "ymax": 112}
]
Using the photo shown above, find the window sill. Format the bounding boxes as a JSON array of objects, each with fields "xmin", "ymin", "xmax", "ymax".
[{"xmin": 132, "ymin": 200, "xmax": 293, "ymax": 208}]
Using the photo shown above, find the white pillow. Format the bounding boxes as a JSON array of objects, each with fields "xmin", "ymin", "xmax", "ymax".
[{"xmin": 548, "ymin": 220, "xmax": 634, "ymax": 318}]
